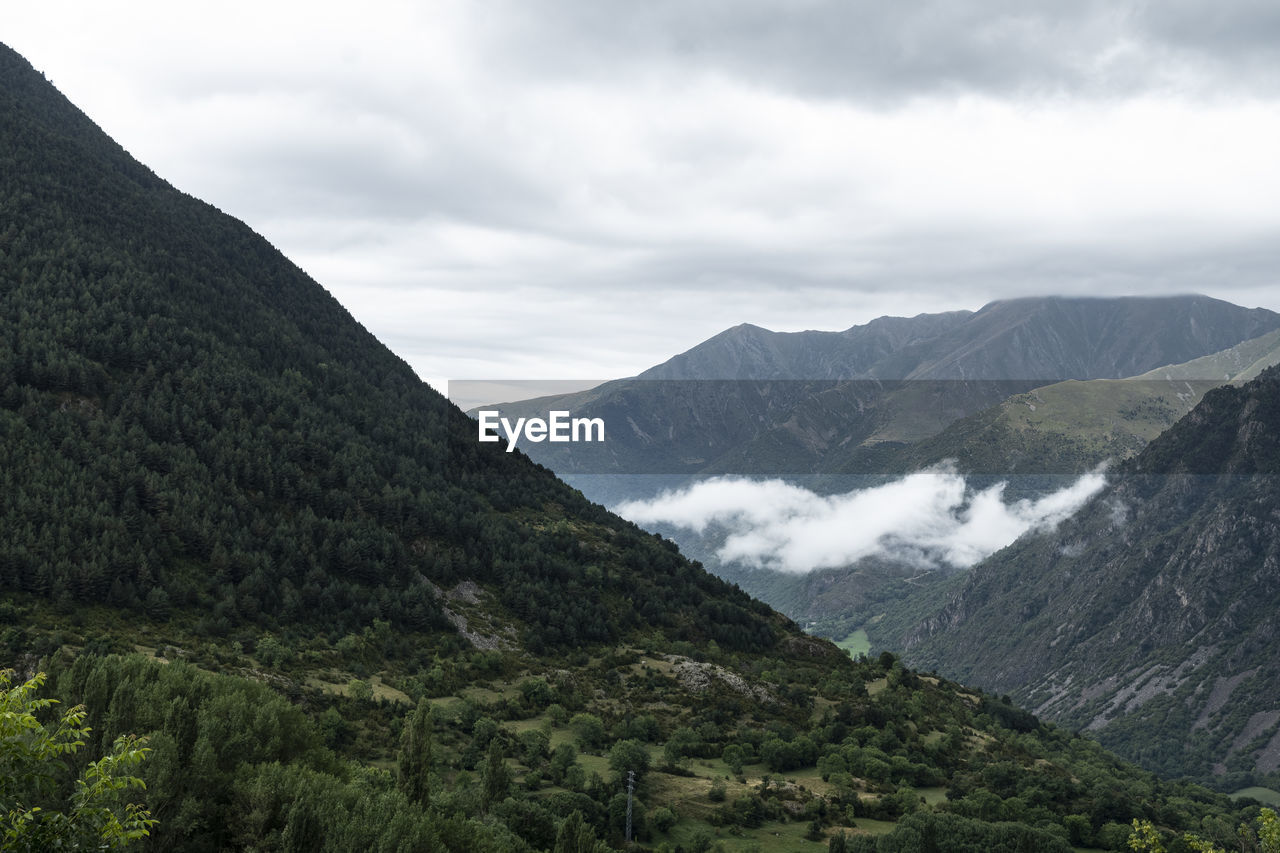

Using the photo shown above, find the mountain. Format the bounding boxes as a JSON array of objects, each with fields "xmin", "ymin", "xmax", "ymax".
[
  {"xmin": 862, "ymin": 296, "xmax": 1280, "ymax": 382},
  {"xmin": 874, "ymin": 365, "xmax": 1280, "ymax": 784},
  {"xmin": 3, "ymin": 41, "xmax": 1274, "ymax": 852},
  {"xmin": 639, "ymin": 297, "xmax": 1280, "ymax": 383},
  {"xmin": 476, "ymin": 296, "xmax": 1280, "ymax": 483},
  {"xmin": 476, "ymin": 300, "xmax": 1280, "ymax": 668},
  {"xmin": 702, "ymin": 296, "xmax": 1280, "ymax": 475},
  {"xmin": 691, "ymin": 331, "xmax": 1280, "ymax": 640},
  {"xmin": 1134, "ymin": 327, "xmax": 1280, "ymax": 383},
  {"xmin": 0, "ymin": 39, "xmax": 774, "ymax": 847},
  {"xmin": 483, "ymin": 314, "xmax": 1280, "ymax": 642},
  {"xmin": 0, "ymin": 42, "xmax": 788, "ymax": 657},
  {"xmin": 636, "ymin": 311, "xmax": 974, "ymax": 380}
]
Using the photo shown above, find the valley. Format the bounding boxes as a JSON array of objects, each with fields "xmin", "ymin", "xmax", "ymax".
[
  {"xmin": 4, "ymin": 33, "xmax": 1280, "ymax": 853},
  {"xmin": 486, "ymin": 295, "xmax": 1280, "ymax": 796}
]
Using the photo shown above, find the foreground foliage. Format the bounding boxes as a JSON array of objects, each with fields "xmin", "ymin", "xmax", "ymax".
[
  {"xmin": 1129, "ymin": 807, "xmax": 1280, "ymax": 852},
  {"xmin": 0, "ymin": 629, "xmax": 1271, "ymax": 852},
  {"xmin": 1, "ymin": 669, "xmax": 155, "ymax": 851}
]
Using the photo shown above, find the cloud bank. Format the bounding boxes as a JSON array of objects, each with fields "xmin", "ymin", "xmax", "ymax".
[
  {"xmin": 8, "ymin": 3, "xmax": 1280, "ymax": 389},
  {"xmin": 616, "ymin": 465, "xmax": 1107, "ymax": 573}
]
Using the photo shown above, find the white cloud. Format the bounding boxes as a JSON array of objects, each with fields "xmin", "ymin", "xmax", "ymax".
[{"xmin": 616, "ymin": 465, "xmax": 1107, "ymax": 573}]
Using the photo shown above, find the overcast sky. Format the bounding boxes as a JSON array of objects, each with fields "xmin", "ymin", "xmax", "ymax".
[{"xmin": 8, "ymin": 2, "xmax": 1280, "ymax": 394}]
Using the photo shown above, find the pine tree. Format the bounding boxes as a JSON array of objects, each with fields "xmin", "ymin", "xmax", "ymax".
[
  {"xmin": 481, "ymin": 740, "xmax": 509, "ymax": 813},
  {"xmin": 553, "ymin": 810, "xmax": 606, "ymax": 853},
  {"xmin": 396, "ymin": 700, "xmax": 433, "ymax": 808}
]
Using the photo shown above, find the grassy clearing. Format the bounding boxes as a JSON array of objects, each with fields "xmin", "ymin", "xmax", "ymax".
[
  {"xmin": 773, "ymin": 766, "xmax": 834, "ymax": 796},
  {"xmin": 425, "ymin": 696, "xmax": 469, "ymax": 717},
  {"xmin": 631, "ymin": 655, "xmax": 681, "ymax": 676},
  {"xmin": 501, "ymin": 716, "xmax": 585, "ymax": 752},
  {"xmin": 1232, "ymin": 786, "xmax": 1280, "ymax": 806},
  {"xmin": 578, "ymin": 753, "xmax": 610, "ymax": 778},
  {"xmin": 504, "ymin": 715, "xmax": 551, "ymax": 734},
  {"xmin": 687, "ymin": 757, "xmax": 737, "ymax": 779},
  {"xmin": 918, "ymin": 786, "xmax": 947, "ymax": 805},
  {"xmin": 370, "ymin": 675, "xmax": 411, "ymax": 703},
  {"xmin": 998, "ymin": 378, "xmax": 1197, "ymax": 461},
  {"xmin": 305, "ymin": 674, "xmax": 410, "ymax": 702},
  {"xmin": 304, "ymin": 675, "xmax": 343, "ymax": 695},
  {"xmin": 646, "ymin": 772, "xmax": 750, "ymax": 823},
  {"xmin": 835, "ymin": 629, "xmax": 871, "ymax": 659},
  {"xmin": 848, "ymin": 818, "xmax": 896, "ymax": 837},
  {"xmin": 656, "ymin": 815, "xmax": 877, "ymax": 853},
  {"xmin": 460, "ymin": 683, "xmax": 518, "ymax": 704}
]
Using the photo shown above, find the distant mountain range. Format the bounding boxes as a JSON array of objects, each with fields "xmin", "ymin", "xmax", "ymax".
[
  {"xmin": 479, "ymin": 295, "xmax": 1280, "ymax": 481},
  {"xmin": 641, "ymin": 297, "xmax": 1280, "ymax": 382},
  {"xmin": 704, "ymin": 326, "xmax": 1280, "ymax": 641}
]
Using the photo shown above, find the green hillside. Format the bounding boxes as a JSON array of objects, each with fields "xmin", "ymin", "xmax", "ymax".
[
  {"xmin": 0, "ymin": 41, "xmax": 782, "ymax": 656},
  {"xmin": 873, "ymin": 328, "xmax": 1280, "ymax": 478}
]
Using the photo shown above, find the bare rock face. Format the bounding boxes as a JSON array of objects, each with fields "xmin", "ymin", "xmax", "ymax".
[
  {"xmin": 885, "ymin": 366, "xmax": 1280, "ymax": 779},
  {"xmin": 665, "ymin": 654, "xmax": 777, "ymax": 705}
]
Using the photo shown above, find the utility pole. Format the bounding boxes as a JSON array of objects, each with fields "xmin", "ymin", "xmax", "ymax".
[{"xmin": 625, "ymin": 769, "xmax": 635, "ymax": 845}]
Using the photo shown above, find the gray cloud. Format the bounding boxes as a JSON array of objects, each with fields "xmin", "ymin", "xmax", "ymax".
[
  {"xmin": 6, "ymin": 2, "xmax": 1280, "ymax": 390},
  {"xmin": 1144, "ymin": 1, "xmax": 1280, "ymax": 73},
  {"xmin": 486, "ymin": 1, "xmax": 1280, "ymax": 101}
]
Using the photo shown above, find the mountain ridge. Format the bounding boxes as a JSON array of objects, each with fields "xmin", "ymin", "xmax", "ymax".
[
  {"xmin": 637, "ymin": 296, "xmax": 1280, "ymax": 384},
  {"xmin": 638, "ymin": 310, "xmax": 976, "ymax": 381},
  {"xmin": 875, "ymin": 365, "xmax": 1280, "ymax": 781}
]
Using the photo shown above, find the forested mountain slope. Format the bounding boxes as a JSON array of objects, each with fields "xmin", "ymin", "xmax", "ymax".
[
  {"xmin": 0, "ymin": 42, "xmax": 780, "ymax": 655},
  {"xmin": 879, "ymin": 366, "xmax": 1280, "ymax": 784},
  {"xmin": 2, "ymin": 41, "xmax": 1275, "ymax": 852}
]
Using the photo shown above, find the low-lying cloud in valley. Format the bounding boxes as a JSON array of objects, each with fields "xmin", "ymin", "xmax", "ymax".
[{"xmin": 616, "ymin": 465, "xmax": 1107, "ymax": 574}]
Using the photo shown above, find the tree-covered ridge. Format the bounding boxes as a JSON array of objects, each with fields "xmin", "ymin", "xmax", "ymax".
[{"xmin": 0, "ymin": 41, "xmax": 779, "ymax": 654}]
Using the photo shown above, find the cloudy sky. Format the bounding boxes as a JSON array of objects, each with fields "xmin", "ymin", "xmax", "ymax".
[{"xmin": 8, "ymin": 2, "xmax": 1280, "ymax": 394}]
